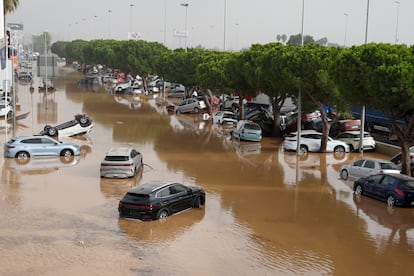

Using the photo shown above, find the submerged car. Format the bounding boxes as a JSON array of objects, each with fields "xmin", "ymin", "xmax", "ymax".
[
  {"xmin": 4, "ymin": 135, "xmax": 81, "ymax": 164},
  {"xmin": 353, "ymin": 173, "xmax": 414, "ymax": 207},
  {"xmin": 118, "ymin": 181, "xmax": 205, "ymax": 221},
  {"xmin": 232, "ymin": 120, "xmax": 262, "ymax": 142},
  {"xmin": 283, "ymin": 130, "xmax": 350, "ymax": 153},
  {"xmin": 40, "ymin": 114, "xmax": 93, "ymax": 137},
  {"xmin": 212, "ymin": 111, "xmax": 238, "ymax": 125},
  {"xmin": 100, "ymin": 146, "xmax": 143, "ymax": 178},
  {"xmin": 340, "ymin": 158, "xmax": 400, "ymax": 180},
  {"xmin": 334, "ymin": 131, "xmax": 376, "ymax": 152},
  {"xmin": 175, "ymin": 97, "xmax": 206, "ymax": 114}
]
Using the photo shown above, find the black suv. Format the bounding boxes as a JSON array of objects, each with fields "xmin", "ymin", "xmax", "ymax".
[{"xmin": 118, "ymin": 181, "xmax": 205, "ymax": 221}]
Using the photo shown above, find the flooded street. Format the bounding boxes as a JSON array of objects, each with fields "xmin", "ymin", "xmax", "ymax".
[{"xmin": 1, "ymin": 66, "xmax": 414, "ymax": 275}]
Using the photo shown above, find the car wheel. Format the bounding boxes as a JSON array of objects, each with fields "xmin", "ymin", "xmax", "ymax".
[
  {"xmin": 61, "ymin": 154, "xmax": 75, "ymax": 164},
  {"xmin": 7, "ymin": 110, "xmax": 13, "ymax": 118},
  {"xmin": 47, "ymin": 127, "xmax": 58, "ymax": 137},
  {"xmin": 44, "ymin": 125, "xmax": 51, "ymax": 132},
  {"xmin": 194, "ymin": 107, "xmax": 199, "ymax": 113},
  {"xmin": 117, "ymin": 86, "xmax": 123, "ymax": 92},
  {"xmin": 157, "ymin": 209, "xmax": 169, "ymax": 221},
  {"xmin": 16, "ymin": 151, "xmax": 30, "ymax": 164},
  {"xmin": 334, "ymin": 146, "xmax": 345, "ymax": 153},
  {"xmin": 386, "ymin": 195, "xmax": 395, "ymax": 207},
  {"xmin": 299, "ymin": 145, "xmax": 308, "ymax": 154},
  {"xmin": 176, "ymin": 109, "xmax": 181, "ymax": 114},
  {"xmin": 340, "ymin": 169, "xmax": 349, "ymax": 180},
  {"xmin": 60, "ymin": 149, "xmax": 73, "ymax": 158},
  {"xmin": 355, "ymin": 185, "xmax": 363, "ymax": 195},
  {"xmin": 79, "ymin": 116, "xmax": 91, "ymax": 127},
  {"xmin": 193, "ymin": 197, "xmax": 201, "ymax": 208}
]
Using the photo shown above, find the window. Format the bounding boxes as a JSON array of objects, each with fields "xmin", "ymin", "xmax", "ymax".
[
  {"xmin": 363, "ymin": 160, "xmax": 375, "ymax": 169},
  {"xmin": 353, "ymin": 159, "xmax": 365, "ymax": 167},
  {"xmin": 381, "ymin": 175, "xmax": 394, "ymax": 186},
  {"xmin": 173, "ymin": 184, "xmax": 188, "ymax": 194},
  {"xmin": 156, "ymin": 188, "xmax": 171, "ymax": 198}
]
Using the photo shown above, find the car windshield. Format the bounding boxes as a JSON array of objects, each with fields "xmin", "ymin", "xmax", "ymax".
[
  {"xmin": 380, "ymin": 162, "xmax": 398, "ymax": 170},
  {"xmin": 105, "ymin": 156, "xmax": 129, "ymax": 161},
  {"xmin": 400, "ymin": 181, "xmax": 414, "ymax": 190}
]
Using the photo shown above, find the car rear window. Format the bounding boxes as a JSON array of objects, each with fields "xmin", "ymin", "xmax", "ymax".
[
  {"xmin": 124, "ymin": 193, "xmax": 150, "ymax": 204},
  {"xmin": 245, "ymin": 123, "xmax": 261, "ymax": 130},
  {"xmin": 400, "ymin": 181, "xmax": 414, "ymax": 190},
  {"xmin": 105, "ymin": 156, "xmax": 129, "ymax": 161},
  {"xmin": 380, "ymin": 162, "xmax": 398, "ymax": 170}
]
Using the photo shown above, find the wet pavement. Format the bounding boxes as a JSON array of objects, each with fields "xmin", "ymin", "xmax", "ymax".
[{"xmin": 1, "ymin": 66, "xmax": 414, "ymax": 275}]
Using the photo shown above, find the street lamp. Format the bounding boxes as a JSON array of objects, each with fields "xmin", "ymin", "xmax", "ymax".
[
  {"xmin": 394, "ymin": 1, "xmax": 400, "ymax": 44},
  {"xmin": 108, "ymin": 9, "xmax": 112, "ymax": 38},
  {"xmin": 223, "ymin": 0, "xmax": 227, "ymax": 51},
  {"xmin": 343, "ymin": 13, "xmax": 348, "ymax": 47},
  {"xmin": 180, "ymin": 3, "xmax": 188, "ymax": 52},
  {"xmin": 296, "ymin": 0, "xmax": 304, "ymax": 155},
  {"xmin": 130, "ymin": 4, "xmax": 134, "ymax": 34}
]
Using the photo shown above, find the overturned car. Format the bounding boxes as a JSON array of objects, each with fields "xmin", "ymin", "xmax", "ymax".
[{"xmin": 40, "ymin": 114, "xmax": 93, "ymax": 137}]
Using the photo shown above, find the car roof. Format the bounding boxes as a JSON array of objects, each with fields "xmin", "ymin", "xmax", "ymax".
[
  {"xmin": 356, "ymin": 158, "xmax": 393, "ymax": 163},
  {"xmin": 376, "ymin": 173, "xmax": 414, "ymax": 181},
  {"xmin": 128, "ymin": 181, "xmax": 178, "ymax": 194},
  {"xmin": 106, "ymin": 146, "xmax": 135, "ymax": 156}
]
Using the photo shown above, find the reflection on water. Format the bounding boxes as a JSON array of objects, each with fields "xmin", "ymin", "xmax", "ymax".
[{"xmin": 1, "ymin": 67, "xmax": 414, "ymax": 275}]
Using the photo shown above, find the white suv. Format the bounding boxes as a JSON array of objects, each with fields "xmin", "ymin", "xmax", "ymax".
[
  {"xmin": 283, "ymin": 130, "xmax": 350, "ymax": 153},
  {"xmin": 100, "ymin": 146, "xmax": 143, "ymax": 178}
]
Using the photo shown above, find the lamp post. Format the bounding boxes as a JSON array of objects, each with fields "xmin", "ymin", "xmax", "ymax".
[
  {"xmin": 394, "ymin": 1, "xmax": 400, "ymax": 44},
  {"xmin": 130, "ymin": 4, "xmax": 134, "ymax": 35},
  {"xmin": 343, "ymin": 13, "xmax": 348, "ymax": 47},
  {"xmin": 180, "ymin": 3, "xmax": 188, "ymax": 52},
  {"xmin": 163, "ymin": 0, "xmax": 167, "ymax": 45},
  {"xmin": 223, "ymin": 0, "xmax": 227, "ymax": 51},
  {"xmin": 296, "ymin": 0, "xmax": 304, "ymax": 155},
  {"xmin": 108, "ymin": 9, "xmax": 112, "ymax": 38}
]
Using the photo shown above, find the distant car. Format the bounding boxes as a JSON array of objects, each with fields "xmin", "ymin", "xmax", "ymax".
[
  {"xmin": 353, "ymin": 173, "xmax": 414, "ymax": 207},
  {"xmin": 3, "ymin": 135, "xmax": 81, "ymax": 164},
  {"xmin": 100, "ymin": 146, "xmax": 143, "ymax": 178},
  {"xmin": 329, "ymin": 119, "xmax": 361, "ymax": 138},
  {"xmin": 40, "ymin": 114, "xmax": 93, "ymax": 137},
  {"xmin": 17, "ymin": 71, "xmax": 33, "ymax": 80},
  {"xmin": 391, "ymin": 146, "xmax": 414, "ymax": 174},
  {"xmin": 334, "ymin": 131, "xmax": 376, "ymax": 152},
  {"xmin": 0, "ymin": 104, "xmax": 13, "ymax": 117},
  {"xmin": 283, "ymin": 129, "xmax": 350, "ymax": 153},
  {"xmin": 232, "ymin": 120, "xmax": 262, "ymax": 142},
  {"xmin": 113, "ymin": 80, "xmax": 133, "ymax": 93},
  {"xmin": 212, "ymin": 111, "xmax": 238, "ymax": 125},
  {"xmin": 167, "ymin": 88, "xmax": 185, "ymax": 99},
  {"xmin": 175, "ymin": 98, "xmax": 206, "ymax": 114},
  {"xmin": 118, "ymin": 181, "xmax": 205, "ymax": 221},
  {"xmin": 340, "ymin": 158, "xmax": 400, "ymax": 180}
]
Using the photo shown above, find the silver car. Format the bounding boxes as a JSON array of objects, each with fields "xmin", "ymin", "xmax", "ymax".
[
  {"xmin": 3, "ymin": 135, "xmax": 81, "ymax": 164},
  {"xmin": 175, "ymin": 98, "xmax": 207, "ymax": 114},
  {"xmin": 334, "ymin": 131, "xmax": 376, "ymax": 152},
  {"xmin": 340, "ymin": 158, "xmax": 400, "ymax": 180},
  {"xmin": 100, "ymin": 146, "xmax": 143, "ymax": 178}
]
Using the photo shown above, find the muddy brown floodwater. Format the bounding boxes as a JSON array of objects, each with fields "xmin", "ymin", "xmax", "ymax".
[{"xmin": 1, "ymin": 66, "xmax": 414, "ymax": 275}]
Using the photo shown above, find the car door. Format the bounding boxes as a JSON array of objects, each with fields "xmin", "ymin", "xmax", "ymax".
[
  {"xmin": 363, "ymin": 174, "xmax": 384, "ymax": 196},
  {"xmin": 374, "ymin": 175, "xmax": 394, "ymax": 201},
  {"xmin": 170, "ymin": 184, "xmax": 193, "ymax": 212},
  {"xmin": 360, "ymin": 159, "xmax": 376, "ymax": 178},
  {"xmin": 348, "ymin": 159, "xmax": 365, "ymax": 179}
]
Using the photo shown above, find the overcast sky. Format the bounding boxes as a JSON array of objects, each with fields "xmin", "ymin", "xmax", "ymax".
[{"xmin": 6, "ymin": 0, "xmax": 412, "ymax": 50}]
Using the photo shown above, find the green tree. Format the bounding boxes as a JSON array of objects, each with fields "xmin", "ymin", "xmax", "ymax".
[
  {"xmin": 4, "ymin": 0, "xmax": 19, "ymax": 14},
  {"xmin": 334, "ymin": 43, "xmax": 414, "ymax": 175}
]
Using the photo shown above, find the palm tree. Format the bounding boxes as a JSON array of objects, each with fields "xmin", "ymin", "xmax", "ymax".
[{"xmin": 4, "ymin": 0, "xmax": 19, "ymax": 14}]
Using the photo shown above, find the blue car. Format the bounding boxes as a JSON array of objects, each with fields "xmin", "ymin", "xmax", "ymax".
[
  {"xmin": 231, "ymin": 120, "xmax": 262, "ymax": 142},
  {"xmin": 353, "ymin": 173, "xmax": 414, "ymax": 207},
  {"xmin": 4, "ymin": 135, "xmax": 81, "ymax": 164}
]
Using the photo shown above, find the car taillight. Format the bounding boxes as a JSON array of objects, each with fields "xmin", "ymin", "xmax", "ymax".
[
  {"xmin": 241, "ymin": 128, "xmax": 245, "ymax": 134},
  {"xmin": 395, "ymin": 188, "xmax": 406, "ymax": 197},
  {"xmin": 101, "ymin": 163, "xmax": 133, "ymax": 167},
  {"xmin": 6, "ymin": 145, "xmax": 15, "ymax": 149}
]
